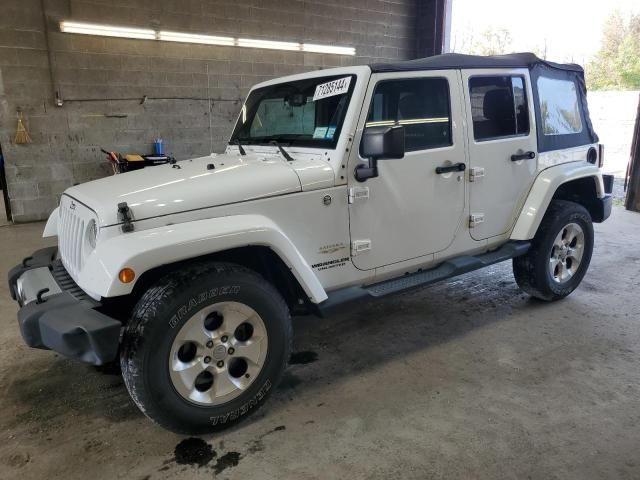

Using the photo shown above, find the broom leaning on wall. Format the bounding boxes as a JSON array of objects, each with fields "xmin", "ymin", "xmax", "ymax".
[{"xmin": 13, "ymin": 110, "xmax": 31, "ymax": 144}]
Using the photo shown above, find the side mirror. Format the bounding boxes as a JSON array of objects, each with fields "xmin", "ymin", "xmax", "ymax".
[
  {"xmin": 356, "ymin": 125, "xmax": 405, "ymax": 182},
  {"xmin": 361, "ymin": 125, "xmax": 405, "ymax": 160}
]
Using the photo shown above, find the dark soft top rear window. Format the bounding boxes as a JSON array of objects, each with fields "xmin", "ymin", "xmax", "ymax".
[{"xmin": 530, "ymin": 63, "xmax": 598, "ymax": 152}]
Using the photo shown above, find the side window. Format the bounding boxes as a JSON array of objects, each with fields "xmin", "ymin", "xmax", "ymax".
[
  {"xmin": 469, "ymin": 76, "xmax": 530, "ymax": 141},
  {"xmin": 365, "ymin": 78, "xmax": 452, "ymax": 152},
  {"xmin": 537, "ymin": 77, "xmax": 583, "ymax": 135}
]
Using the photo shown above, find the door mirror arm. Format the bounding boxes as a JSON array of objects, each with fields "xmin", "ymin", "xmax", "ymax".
[
  {"xmin": 355, "ymin": 125, "xmax": 405, "ymax": 182},
  {"xmin": 354, "ymin": 158, "xmax": 378, "ymax": 182}
]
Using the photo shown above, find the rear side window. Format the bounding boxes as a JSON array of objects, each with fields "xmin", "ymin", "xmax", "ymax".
[
  {"xmin": 537, "ymin": 77, "xmax": 583, "ymax": 135},
  {"xmin": 365, "ymin": 77, "xmax": 452, "ymax": 152},
  {"xmin": 469, "ymin": 76, "xmax": 529, "ymax": 141}
]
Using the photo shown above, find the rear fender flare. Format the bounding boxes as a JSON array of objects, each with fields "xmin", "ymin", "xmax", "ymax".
[{"xmin": 511, "ymin": 163, "xmax": 604, "ymax": 240}]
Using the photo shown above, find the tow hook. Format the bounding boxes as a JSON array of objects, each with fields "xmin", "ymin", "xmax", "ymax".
[{"xmin": 36, "ymin": 288, "xmax": 50, "ymax": 304}]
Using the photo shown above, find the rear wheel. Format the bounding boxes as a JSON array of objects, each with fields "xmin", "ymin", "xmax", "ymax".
[
  {"xmin": 513, "ymin": 199, "xmax": 594, "ymax": 301},
  {"xmin": 120, "ymin": 262, "xmax": 291, "ymax": 434}
]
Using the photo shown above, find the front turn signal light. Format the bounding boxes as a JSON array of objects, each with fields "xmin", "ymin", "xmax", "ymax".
[{"xmin": 118, "ymin": 267, "xmax": 136, "ymax": 284}]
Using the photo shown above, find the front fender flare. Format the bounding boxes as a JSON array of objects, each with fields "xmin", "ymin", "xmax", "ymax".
[
  {"xmin": 78, "ymin": 214, "xmax": 328, "ymax": 303},
  {"xmin": 511, "ymin": 162, "xmax": 604, "ymax": 240}
]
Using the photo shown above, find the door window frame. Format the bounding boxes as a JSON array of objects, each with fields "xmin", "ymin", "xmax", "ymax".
[
  {"xmin": 467, "ymin": 74, "xmax": 532, "ymax": 143},
  {"xmin": 360, "ymin": 75, "xmax": 455, "ymax": 155}
]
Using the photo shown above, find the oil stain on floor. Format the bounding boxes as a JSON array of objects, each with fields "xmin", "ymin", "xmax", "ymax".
[
  {"xmin": 213, "ymin": 451, "xmax": 241, "ymax": 474},
  {"xmin": 289, "ymin": 351, "xmax": 318, "ymax": 365},
  {"xmin": 169, "ymin": 438, "xmax": 244, "ymax": 475},
  {"xmin": 173, "ymin": 438, "xmax": 215, "ymax": 467}
]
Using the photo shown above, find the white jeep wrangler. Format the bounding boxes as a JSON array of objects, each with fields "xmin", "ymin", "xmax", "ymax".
[{"xmin": 9, "ymin": 53, "xmax": 612, "ymax": 434}]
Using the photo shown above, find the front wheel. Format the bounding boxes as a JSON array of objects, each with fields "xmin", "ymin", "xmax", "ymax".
[
  {"xmin": 513, "ymin": 199, "xmax": 594, "ymax": 301},
  {"xmin": 120, "ymin": 262, "xmax": 291, "ymax": 434}
]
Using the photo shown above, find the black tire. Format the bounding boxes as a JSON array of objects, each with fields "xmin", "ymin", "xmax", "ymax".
[
  {"xmin": 513, "ymin": 199, "xmax": 594, "ymax": 301},
  {"xmin": 120, "ymin": 262, "xmax": 291, "ymax": 434}
]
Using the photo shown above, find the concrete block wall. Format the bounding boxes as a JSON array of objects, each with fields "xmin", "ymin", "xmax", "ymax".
[{"xmin": 0, "ymin": 0, "xmax": 439, "ymax": 222}]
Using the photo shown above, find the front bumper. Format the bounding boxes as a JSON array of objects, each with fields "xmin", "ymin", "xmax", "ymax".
[{"xmin": 8, "ymin": 247, "xmax": 121, "ymax": 365}]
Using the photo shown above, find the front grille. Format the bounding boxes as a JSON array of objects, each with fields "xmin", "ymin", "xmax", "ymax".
[
  {"xmin": 58, "ymin": 195, "xmax": 95, "ymax": 278},
  {"xmin": 51, "ymin": 259, "xmax": 94, "ymax": 302}
]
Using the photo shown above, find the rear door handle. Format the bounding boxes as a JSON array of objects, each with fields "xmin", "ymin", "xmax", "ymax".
[
  {"xmin": 511, "ymin": 151, "xmax": 536, "ymax": 161},
  {"xmin": 436, "ymin": 162, "xmax": 466, "ymax": 174}
]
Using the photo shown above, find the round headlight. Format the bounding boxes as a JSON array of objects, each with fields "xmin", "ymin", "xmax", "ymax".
[{"xmin": 87, "ymin": 219, "xmax": 98, "ymax": 249}]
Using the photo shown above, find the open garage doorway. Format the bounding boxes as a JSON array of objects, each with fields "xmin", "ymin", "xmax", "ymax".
[{"xmin": 450, "ymin": 0, "xmax": 640, "ymax": 205}]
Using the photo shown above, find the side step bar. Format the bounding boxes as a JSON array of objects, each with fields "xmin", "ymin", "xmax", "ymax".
[{"xmin": 317, "ymin": 241, "xmax": 530, "ymax": 316}]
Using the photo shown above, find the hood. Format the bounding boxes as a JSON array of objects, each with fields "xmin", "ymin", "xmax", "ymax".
[{"xmin": 66, "ymin": 152, "xmax": 330, "ymax": 227}]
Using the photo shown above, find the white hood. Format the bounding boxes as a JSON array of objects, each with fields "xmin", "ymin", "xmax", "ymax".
[{"xmin": 66, "ymin": 152, "xmax": 334, "ymax": 227}]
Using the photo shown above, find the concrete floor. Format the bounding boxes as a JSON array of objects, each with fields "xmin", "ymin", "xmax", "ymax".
[{"xmin": 1, "ymin": 207, "xmax": 639, "ymax": 480}]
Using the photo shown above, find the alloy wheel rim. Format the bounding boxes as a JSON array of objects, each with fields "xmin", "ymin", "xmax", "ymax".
[
  {"xmin": 549, "ymin": 222, "xmax": 585, "ymax": 284},
  {"xmin": 168, "ymin": 301, "xmax": 268, "ymax": 406}
]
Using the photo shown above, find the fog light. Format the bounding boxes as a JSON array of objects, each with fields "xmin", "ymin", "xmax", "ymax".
[{"xmin": 118, "ymin": 268, "xmax": 135, "ymax": 284}]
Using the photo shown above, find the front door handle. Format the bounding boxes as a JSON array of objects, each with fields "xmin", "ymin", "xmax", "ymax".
[
  {"xmin": 436, "ymin": 162, "xmax": 466, "ymax": 174},
  {"xmin": 511, "ymin": 151, "xmax": 536, "ymax": 161}
]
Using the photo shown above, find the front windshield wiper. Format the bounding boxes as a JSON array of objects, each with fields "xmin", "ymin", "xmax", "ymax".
[
  {"xmin": 247, "ymin": 134, "xmax": 307, "ymax": 143},
  {"xmin": 270, "ymin": 140, "xmax": 294, "ymax": 162},
  {"xmin": 231, "ymin": 138, "xmax": 247, "ymax": 156}
]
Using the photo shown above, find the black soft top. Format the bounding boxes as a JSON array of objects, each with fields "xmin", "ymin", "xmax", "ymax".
[
  {"xmin": 369, "ymin": 52, "xmax": 597, "ymax": 153},
  {"xmin": 370, "ymin": 52, "xmax": 583, "ymax": 74}
]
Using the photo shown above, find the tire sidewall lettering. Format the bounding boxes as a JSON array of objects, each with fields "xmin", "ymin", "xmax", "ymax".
[
  {"xmin": 209, "ymin": 379, "xmax": 272, "ymax": 426},
  {"xmin": 168, "ymin": 285, "xmax": 241, "ymax": 329}
]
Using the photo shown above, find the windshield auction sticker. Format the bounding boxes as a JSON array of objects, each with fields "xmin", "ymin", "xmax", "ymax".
[{"xmin": 313, "ymin": 77, "xmax": 351, "ymax": 101}]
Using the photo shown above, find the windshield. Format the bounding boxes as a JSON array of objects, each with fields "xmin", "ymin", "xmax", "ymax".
[{"xmin": 230, "ymin": 74, "xmax": 356, "ymax": 148}]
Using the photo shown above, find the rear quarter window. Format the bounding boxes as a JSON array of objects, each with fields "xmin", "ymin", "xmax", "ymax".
[{"xmin": 537, "ymin": 77, "xmax": 583, "ymax": 135}]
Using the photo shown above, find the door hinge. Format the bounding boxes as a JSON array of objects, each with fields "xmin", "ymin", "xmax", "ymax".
[
  {"xmin": 469, "ymin": 167, "xmax": 485, "ymax": 182},
  {"xmin": 351, "ymin": 239, "xmax": 372, "ymax": 255},
  {"xmin": 348, "ymin": 186, "xmax": 370, "ymax": 204},
  {"xmin": 469, "ymin": 213, "xmax": 484, "ymax": 228}
]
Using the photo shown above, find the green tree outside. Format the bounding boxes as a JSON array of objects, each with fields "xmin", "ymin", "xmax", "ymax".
[{"xmin": 586, "ymin": 12, "xmax": 640, "ymax": 90}]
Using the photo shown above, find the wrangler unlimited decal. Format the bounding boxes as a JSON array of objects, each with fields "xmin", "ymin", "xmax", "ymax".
[{"xmin": 312, "ymin": 257, "xmax": 350, "ymax": 271}]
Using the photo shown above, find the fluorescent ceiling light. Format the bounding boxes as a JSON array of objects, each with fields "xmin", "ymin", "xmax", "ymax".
[
  {"xmin": 59, "ymin": 21, "xmax": 355, "ymax": 55},
  {"xmin": 60, "ymin": 21, "xmax": 156, "ymax": 40},
  {"xmin": 159, "ymin": 31, "xmax": 234, "ymax": 46},
  {"xmin": 302, "ymin": 44, "xmax": 356, "ymax": 56},
  {"xmin": 237, "ymin": 38, "xmax": 300, "ymax": 51}
]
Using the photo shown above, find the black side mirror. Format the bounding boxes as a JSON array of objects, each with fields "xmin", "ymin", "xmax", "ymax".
[
  {"xmin": 361, "ymin": 125, "xmax": 405, "ymax": 160},
  {"xmin": 356, "ymin": 125, "xmax": 405, "ymax": 182}
]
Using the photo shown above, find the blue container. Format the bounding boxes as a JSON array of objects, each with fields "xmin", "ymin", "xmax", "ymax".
[{"xmin": 153, "ymin": 138, "xmax": 164, "ymax": 155}]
